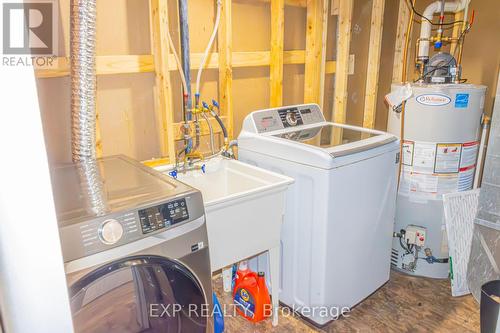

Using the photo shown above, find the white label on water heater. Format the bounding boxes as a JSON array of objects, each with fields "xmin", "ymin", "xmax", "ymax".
[
  {"xmin": 435, "ymin": 144, "xmax": 462, "ymax": 173},
  {"xmin": 412, "ymin": 142, "xmax": 436, "ymax": 173},
  {"xmin": 402, "ymin": 141, "xmax": 414, "ymax": 166},
  {"xmin": 399, "ymin": 140, "xmax": 479, "ymax": 200},
  {"xmin": 460, "ymin": 142, "xmax": 480, "ymax": 169},
  {"xmin": 415, "ymin": 94, "xmax": 451, "ymax": 106}
]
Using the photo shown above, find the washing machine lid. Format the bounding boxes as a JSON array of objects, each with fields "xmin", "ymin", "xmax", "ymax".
[
  {"xmin": 239, "ymin": 123, "xmax": 398, "ymax": 169},
  {"xmin": 238, "ymin": 104, "xmax": 399, "ymax": 169},
  {"xmin": 51, "ymin": 155, "xmax": 196, "ymax": 226},
  {"xmin": 271, "ymin": 123, "xmax": 395, "ymax": 157}
]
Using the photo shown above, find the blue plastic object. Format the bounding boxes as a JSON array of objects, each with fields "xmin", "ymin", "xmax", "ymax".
[
  {"xmin": 186, "ymin": 138, "xmax": 193, "ymax": 153},
  {"xmin": 213, "ymin": 292, "xmax": 224, "ymax": 333},
  {"xmin": 201, "ymin": 164, "xmax": 206, "ymax": 174},
  {"xmin": 434, "ymin": 40, "xmax": 442, "ymax": 49},
  {"xmin": 202, "ymin": 101, "xmax": 210, "ymax": 109},
  {"xmin": 168, "ymin": 170, "xmax": 178, "ymax": 179},
  {"xmin": 212, "ymin": 99, "xmax": 219, "ymax": 108}
]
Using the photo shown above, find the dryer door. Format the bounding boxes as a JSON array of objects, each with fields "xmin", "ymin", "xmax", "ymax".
[{"xmin": 69, "ymin": 255, "xmax": 208, "ymax": 333}]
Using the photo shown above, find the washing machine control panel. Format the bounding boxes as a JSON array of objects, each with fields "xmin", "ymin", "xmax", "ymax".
[
  {"xmin": 252, "ymin": 104, "xmax": 325, "ymax": 133},
  {"xmin": 280, "ymin": 108, "xmax": 304, "ymax": 127},
  {"xmin": 138, "ymin": 198, "xmax": 189, "ymax": 234}
]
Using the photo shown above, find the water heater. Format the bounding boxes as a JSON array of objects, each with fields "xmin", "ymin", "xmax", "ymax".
[{"xmin": 387, "ymin": 83, "xmax": 486, "ymax": 278}]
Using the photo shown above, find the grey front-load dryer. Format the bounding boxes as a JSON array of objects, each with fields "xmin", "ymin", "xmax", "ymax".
[{"xmin": 51, "ymin": 155, "xmax": 213, "ymax": 333}]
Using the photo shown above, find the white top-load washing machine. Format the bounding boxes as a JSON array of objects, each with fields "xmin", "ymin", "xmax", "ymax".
[
  {"xmin": 238, "ymin": 104, "xmax": 399, "ymax": 326},
  {"xmin": 51, "ymin": 155, "xmax": 213, "ymax": 333}
]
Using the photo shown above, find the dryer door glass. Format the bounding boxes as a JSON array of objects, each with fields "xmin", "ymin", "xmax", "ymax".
[{"xmin": 69, "ymin": 256, "xmax": 208, "ymax": 333}]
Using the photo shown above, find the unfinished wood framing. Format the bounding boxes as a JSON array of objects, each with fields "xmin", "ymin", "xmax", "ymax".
[
  {"xmin": 392, "ymin": 0, "xmax": 411, "ymax": 83},
  {"xmin": 270, "ymin": 0, "xmax": 285, "ymax": 107},
  {"xmin": 362, "ymin": 0, "xmax": 386, "ymax": 129},
  {"xmin": 34, "ymin": 0, "xmax": 388, "ymax": 163},
  {"xmin": 304, "ymin": 0, "xmax": 328, "ymax": 105},
  {"xmin": 35, "ymin": 52, "xmax": 338, "ymax": 78},
  {"xmin": 317, "ymin": 1, "xmax": 329, "ymax": 109},
  {"xmin": 95, "ymin": 114, "xmax": 103, "ymax": 158},
  {"xmin": 450, "ymin": 11, "xmax": 465, "ymax": 55},
  {"xmin": 218, "ymin": 0, "xmax": 234, "ymax": 139},
  {"xmin": 332, "ymin": 0, "xmax": 353, "ymax": 125},
  {"xmin": 150, "ymin": 0, "xmax": 176, "ymax": 159},
  {"xmin": 253, "ymin": 0, "xmax": 306, "ymax": 7}
]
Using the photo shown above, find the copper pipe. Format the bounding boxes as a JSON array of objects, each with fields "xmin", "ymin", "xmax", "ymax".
[{"xmin": 456, "ymin": 4, "xmax": 472, "ymax": 75}]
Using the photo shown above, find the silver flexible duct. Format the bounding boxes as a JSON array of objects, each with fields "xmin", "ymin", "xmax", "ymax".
[
  {"xmin": 71, "ymin": 0, "xmax": 97, "ymax": 160},
  {"xmin": 70, "ymin": 0, "xmax": 107, "ymax": 216}
]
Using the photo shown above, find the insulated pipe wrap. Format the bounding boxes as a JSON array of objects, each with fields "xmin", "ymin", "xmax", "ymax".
[{"xmin": 70, "ymin": 0, "xmax": 97, "ymax": 161}]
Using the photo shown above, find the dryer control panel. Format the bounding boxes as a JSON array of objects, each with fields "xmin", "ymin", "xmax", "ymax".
[
  {"xmin": 139, "ymin": 198, "xmax": 189, "ymax": 234},
  {"xmin": 251, "ymin": 104, "xmax": 325, "ymax": 133},
  {"xmin": 59, "ymin": 191, "xmax": 204, "ymax": 263}
]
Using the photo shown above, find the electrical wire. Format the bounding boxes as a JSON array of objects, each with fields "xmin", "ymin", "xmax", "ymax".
[
  {"xmin": 405, "ymin": 0, "xmax": 464, "ymax": 26},
  {"xmin": 399, "ymin": 235, "xmax": 412, "ymax": 255}
]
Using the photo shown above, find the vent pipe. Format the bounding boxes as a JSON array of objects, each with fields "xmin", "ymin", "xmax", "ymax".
[
  {"xmin": 70, "ymin": 0, "xmax": 106, "ymax": 215},
  {"xmin": 70, "ymin": 0, "xmax": 97, "ymax": 161},
  {"xmin": 417, "ymin": 0, "xmax": 468, "ymax": 62}
]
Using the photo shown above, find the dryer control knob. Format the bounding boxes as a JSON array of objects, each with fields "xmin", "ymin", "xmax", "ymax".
[{"xmin": 99, "ymin": 219, "xmax": 124, "ymax": 245}]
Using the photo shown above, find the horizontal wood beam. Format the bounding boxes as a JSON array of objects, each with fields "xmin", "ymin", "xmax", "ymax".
[
  {"xmin": 35, "ymin": 51, "xmax": 338, "ymax": 78},
  {"xmin": 35, "ymin": 55, "xmax": 154, "ymax": 78},
  {"xmin": 251, "ymin": 0, "xmax": 307, "ymax": 7}
]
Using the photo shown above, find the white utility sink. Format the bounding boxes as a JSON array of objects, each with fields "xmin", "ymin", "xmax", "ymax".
[
  {"xmin": 155, "ymin": 156, "xmax": 293, "ymax": 271},
  {"xmin": 155, "ymin": 156, "xmax": 293, "ymax": 326}
]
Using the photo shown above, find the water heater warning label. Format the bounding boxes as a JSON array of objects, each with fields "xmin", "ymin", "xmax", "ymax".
[
  {"xmin": 460, "ymin": 142, "xmax": 479, "ymax": 169},
  {"xmin": 413, "ymin": 142, "xmax": 436, "ymax": 173},
  {"xmin": 402, "ymin": 141, "xmax": 414, "ymax": 166},
  {"xmin": 435, "ymin": 144, "xmax": 462, "ymax": 173},
  {"xmin": 399, "ymin": 140, "xmax": 479, "ymax": 199}
]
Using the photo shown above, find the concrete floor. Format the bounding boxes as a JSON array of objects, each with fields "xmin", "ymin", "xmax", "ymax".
[{"xmin": 213, "ymin": 270, "xmax": 480, "ymax": 332}]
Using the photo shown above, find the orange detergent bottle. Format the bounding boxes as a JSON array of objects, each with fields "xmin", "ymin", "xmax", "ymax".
[{"xmin": 233, "ymin": 270, "xmax": 272, "ymax": 322}]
